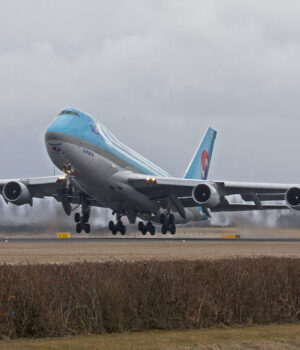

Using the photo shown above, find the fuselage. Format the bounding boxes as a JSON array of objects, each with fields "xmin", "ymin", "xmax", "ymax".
[{"xmin": 45, "ymin": 108, "xmax": 204, "ymax": 223}]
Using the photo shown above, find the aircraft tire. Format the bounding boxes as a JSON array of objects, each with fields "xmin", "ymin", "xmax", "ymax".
[
  {"xmin": 108, "ymin": 220, "xmax": 114, "ymax": 231},
  {"xmin": 168, "ymin": 214, "xmax": 175, "ymax": 225},
  {"xmin": 82, "ymin": 213, "xmax": 89, "ymax": 224},
  {"xmin": 146, "ymin": 221, "xmax": 152, "ymax": 232},
  {"xmin": 161, "ymin": 224, "xmax": 168, "ymax": 234},
  {"xmin": 112, "ymin": 226, "xmax": 118, "ymax": 235},
  {"xmin": 159, "ymin": 214, "xmax": 166, "ymax": 224},
  {"xmin": 138, "ymin": 221, "xmax": 145, "ymax": 231},
  {"xmin": 85, "ymin": 223, "xmax": 91, "ymax": 234},
  {"xmin": 120, "ymin": 225, "xmax": 126, "ymax": 235},
  {"xmin": 141, "ymin": 229, "xmax": 147, "ymax": 235},
  {"xmin": 74, "ymin": 213, "xmax": 81, "ymax": 223},
  {"xmin": 76, "ymin": 223, "xmax": 82, "ymax": 234},
  {"xmin": 170, "ymin": 225, "xmax": 176, "ymax": 235},
  {"xmin": 150, "ymin": 225, "xmax": 156, "ymax": 235}
]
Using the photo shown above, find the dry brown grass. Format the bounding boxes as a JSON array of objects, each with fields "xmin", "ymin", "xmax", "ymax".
[
  {"xmin": 1, "ymin": 240, "xmax": 300, "ymax": 264},
  {"xmin": 0, "ymin": 324, "xmax": 300, "ymax": 349},
  {"xmin": 0, "ymin": 258, "xmax": 300, "ymax": 339}
]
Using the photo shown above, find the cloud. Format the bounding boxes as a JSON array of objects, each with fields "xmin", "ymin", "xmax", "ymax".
[{"xmin": 0, "ymin": 0, "xmax": 300, "ymax": 226}]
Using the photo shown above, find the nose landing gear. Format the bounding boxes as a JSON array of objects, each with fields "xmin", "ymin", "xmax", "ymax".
[{"xmin": 74, "ymin": 195, "xmax": 92, "ymax": 234}]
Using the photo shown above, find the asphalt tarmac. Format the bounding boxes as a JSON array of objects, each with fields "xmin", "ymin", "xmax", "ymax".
[
  {"xmin": 1, "ymin": 236, "xmax": 300, "ymax": 264},
  {"xmin": 1, "ymin": 237, "xmax": 300, "ymax": 243}
]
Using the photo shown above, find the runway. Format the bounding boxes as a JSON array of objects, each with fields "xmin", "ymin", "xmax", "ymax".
[
  {"xmin": 1, "ymin": 237, "xmax": 300, "ymax": 243},
  {"xmin": 0, "ymin": 236, "xmax": 300, "ymax": 264}
]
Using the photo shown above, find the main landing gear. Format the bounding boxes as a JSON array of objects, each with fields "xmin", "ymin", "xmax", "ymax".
[
  {"xmin": 108, "ymin": 212, "xmax": 126, "ymax": 235},
  {"xmin": 107, "ymin": 211, "xmax": 176, "ymax": 236},
  {"xmin": 75, "ymin": 210, "xmax": 91, "ymax": 234},
  {"xmin": 109, "ymin": 220, "xmax": 126, "ymax": 235},
  {"xmin": 138, "ymin": 221, "xmax": 156, "ymax": 235},
  {"xmin": 160, "ymin": 214, "xmax": 176, "ymax": 235},
  {"xmin": 137, "ymin": 213, "xmax": 177, "ymax": 236}
]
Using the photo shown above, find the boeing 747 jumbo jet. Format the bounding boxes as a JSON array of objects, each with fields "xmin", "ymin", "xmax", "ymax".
[{"xmin": 0, "ymin": 108, "xmax": 299, "ymax": 235}]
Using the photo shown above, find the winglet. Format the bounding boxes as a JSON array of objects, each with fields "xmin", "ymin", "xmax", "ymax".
[{"xmin": 183, "ymin": 127, "xmax": 217, "ymax": 180}]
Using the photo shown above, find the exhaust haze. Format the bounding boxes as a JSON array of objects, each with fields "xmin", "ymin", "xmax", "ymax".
[{"xmin": 0, "ymin": 196, "xmax": 299, "ymax": 234}]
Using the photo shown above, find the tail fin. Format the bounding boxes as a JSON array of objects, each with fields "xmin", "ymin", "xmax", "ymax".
[{"xmin": 184, "ymin": 127, "xmax": 217, "ymax": 180}]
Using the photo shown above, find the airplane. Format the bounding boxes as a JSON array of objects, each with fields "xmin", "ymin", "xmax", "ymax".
[{"xmin": 0, "ymin": 107, "xmax": 299, "ymax": 235}]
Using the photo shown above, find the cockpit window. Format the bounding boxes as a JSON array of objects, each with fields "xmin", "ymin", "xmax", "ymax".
[{"xmin": 59, "ymin": 110, "xmax": 80, "ymax": 117}]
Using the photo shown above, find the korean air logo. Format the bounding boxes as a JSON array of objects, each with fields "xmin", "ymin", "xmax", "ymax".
[{"xmin": 201, "ymin": 150, "xmax": 209, "ymax": 179}]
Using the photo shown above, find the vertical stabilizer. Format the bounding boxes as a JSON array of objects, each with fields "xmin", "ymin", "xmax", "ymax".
[{"xmin": 184, "ymin": 127, "xmax": 217, "ymax": 180}]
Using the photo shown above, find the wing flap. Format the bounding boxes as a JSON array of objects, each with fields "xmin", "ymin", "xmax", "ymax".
[{"xmin": 211, "ymin": 204, "xmax": 289, "ymax": 212}]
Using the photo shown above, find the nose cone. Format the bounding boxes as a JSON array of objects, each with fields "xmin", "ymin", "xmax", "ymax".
[
  {"xmin": 46, "ymin": 109, "xmax": 82, "ymax": 140},
  {"xmin": 46, "ymin": 115, "xmax": 71, "ymax": 136},
  {"xmin": 46, "ymin": 108, "xmax": 102, "ymax": 146}
]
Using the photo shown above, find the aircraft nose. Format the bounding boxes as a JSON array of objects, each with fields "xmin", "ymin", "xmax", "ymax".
[
  {"xmin": 45, "ymin": 117, "xmax": 63, "ymax": 146},
  {"xmin": 46, "ymin": 115, "xmax": 61, "ymax": 133},
  {"xmin": 46, "ymin": 110, "xmax": 84, "ymax": 145},
  {"xmin": 46, "ymin": 111, "xmax": 76, "ymax": 137}
]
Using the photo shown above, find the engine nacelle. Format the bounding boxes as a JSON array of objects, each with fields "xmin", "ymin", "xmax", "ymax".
[
  {"xmin": 192, "ymin": 183, "xmax": 220, "ymax": 208},
  {"xmin": 3, "ymin": 181, "xmax": 32, "ymax": 206},
  {"xmin": 285, "ymin": 187, "xmax": 300, "ymax": 211}
]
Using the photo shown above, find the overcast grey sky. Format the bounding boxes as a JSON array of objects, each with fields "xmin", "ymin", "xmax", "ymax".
[{"xmin": 1, "ymin": 0, "xmax": 300, "ymax": 183}]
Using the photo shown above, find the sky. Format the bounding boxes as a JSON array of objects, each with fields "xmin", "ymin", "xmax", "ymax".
[{"xmin": 1, "ymin": 0, "xmax": 300, "ymax": 185}]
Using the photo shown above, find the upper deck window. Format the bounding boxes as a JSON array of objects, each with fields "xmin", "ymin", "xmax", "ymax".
[{"xmin": 59, "ymin": 110, "xmax": 80, "ymax": 117}]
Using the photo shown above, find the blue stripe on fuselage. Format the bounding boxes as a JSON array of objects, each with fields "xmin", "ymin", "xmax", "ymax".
[{"xmin": 46, "ymin": 108, "xmax": 171, "ymax": 177}]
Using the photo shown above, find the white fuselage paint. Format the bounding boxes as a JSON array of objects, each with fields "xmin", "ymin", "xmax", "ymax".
[{"xmin": 45, "ymin": 132, "xmax": 204, "ymax": 225}]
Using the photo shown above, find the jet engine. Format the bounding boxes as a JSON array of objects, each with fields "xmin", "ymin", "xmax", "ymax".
[
  {"xmin": 285, "ymin": 187, "xmax": 300, "ymax": 211},
  {"xmin": 3, "ymin": 181, "xmax": 32, "ymax": 206},
  {"xmin": 192, "ymin": 183, "xmax": 220, "ymax": 208}
]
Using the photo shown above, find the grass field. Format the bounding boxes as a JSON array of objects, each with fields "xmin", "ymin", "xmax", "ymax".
[
  {"xmin": 1, "ymin": 324, "xmax": 300, "ymax": 349},
  {"xmin": 0, "ymin": 240, "xmax": 300, "ymax": 264},
  {"xmin": 0, "ymin": 228, "xmax": 299, "ymax": 349}
]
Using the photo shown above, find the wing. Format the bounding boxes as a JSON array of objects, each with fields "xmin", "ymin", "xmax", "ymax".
[
  {"xmin": 0, "ymin": 176, "xmax": 103, "ymax": 215},
  {"xmin": 128, "ymin": 174, "xmax": 295, "ymax": 216},
  {"xmin": 0, "ymin": 176, "xmax": 64, "ymax": 198}
]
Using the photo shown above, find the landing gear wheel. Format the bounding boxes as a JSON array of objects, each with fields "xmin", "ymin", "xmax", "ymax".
[
  {"xmin": 82, "ymin": 212, "xmax": 90, "ymax": 224},
  {"xmin": 138, "ymin": 221, "xmax": 145, "ymax": 231},
  {"xmin": 120, "ymin": 225, "xmax": 126, "ymax": 235},
  {"xmin": 159, "ymin": 214, "xmax": 166, "ymax": 225},
  {"xmin": 141, "ymin": 228, "xmax": 147, "ymax": 235},
  {"xmin": 74, "ymin": 213, "xmax": 81, "ymax": 223},
  {"xmin": 168, "ymin": 214, "xmax": 175, "ymax": 225},
  {"xmin": 116, "ymin": 221, "xmax": 126, "ymax": 235},
  {"xmin": 84, "ymin": 223, "xmax": 91, "ymax": 234},
  {"xmin": 112, "ymin": 226, "xmax": 118, "ymax": 235},
  {"xmin": 149, "ymin": 225, "xmax": 156, "ymax": 236},
  {"xmin": 76, "ymin": 223, "xmax": 82, "ymax": 234},
  {"xmin": 170, "ymin": 225, "xmax": 176, "ymax": 235},
  {"xmin": 146, "ymin": 222, "xmax": 152, "ymax": 232},
  {"xmin": 109, "ymin": 220, "xmax": 114, "ymax": 231},
  {"xmin": 161, "ymin": 224, "xmax": 168, "ymax": 235}
]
